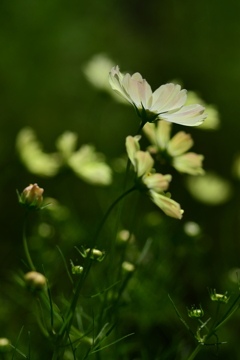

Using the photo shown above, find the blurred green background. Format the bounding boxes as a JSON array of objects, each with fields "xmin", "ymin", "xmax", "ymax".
[{"xmin": 1, "ymin": 0, "xmax": 240, "ymax": 359}]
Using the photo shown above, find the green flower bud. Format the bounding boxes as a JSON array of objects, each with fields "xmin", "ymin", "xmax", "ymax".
[
  {"xmin": 0, "ymin": 338, "xmax": 11, "ymax": 353},
  {"xmin": 18, "ymin": 183, "xmax": 44, "ymax": 211},
  {"xmin": 85, "ymin": 248, "xmax": 105, "ymax": 262},
  {"xmin": 72, "ymin": 266, "xmax": 84, "ymax": 275},
  {"xmin": 187, "ymin": 304, "xmax": 204, "ymax": 318},
  {"xmin": 209, "ymin": 289, "xmax": 230, "ymax": 304},
  {"xmin": 24, "ymin": 271, "xmax": 46, "ymax": 291}
]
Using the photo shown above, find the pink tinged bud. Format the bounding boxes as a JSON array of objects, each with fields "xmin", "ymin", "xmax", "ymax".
[{"xmin": 20, "ymin": 183, "xmax": 44, "ymax": 210}]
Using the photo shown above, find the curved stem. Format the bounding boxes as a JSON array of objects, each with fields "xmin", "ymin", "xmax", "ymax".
[
  {"xmin": 23, "ymin": 212, "xmax": 36, "ymax": 271},
  {"xmin": 92, "ymin": 186, "xmax": 137, "ymax": 247},
  {"xmin": 52, "ymin": 186, "xmax": 137, "ymax": 358}
]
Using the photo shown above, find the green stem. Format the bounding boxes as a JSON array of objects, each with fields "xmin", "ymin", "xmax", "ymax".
[
  {"xmin": 187, "ymin": 344, "xmax": 202, "ymax": 360},
  {"xmin": 52, "ymin": 186, "xmax": 137, "ymax": 359},
  {"xmin": 91, "ymin": 186, "xmax": 137, "ymax": 247},
  {"xmin": 23, "ymin": 212, "xmax": 36, "ymax": 271}
]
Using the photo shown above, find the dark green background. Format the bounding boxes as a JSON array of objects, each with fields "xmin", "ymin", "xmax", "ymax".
[{"xmin": 1, "ymin": 1, "xmax": 240, "ymax": 359}]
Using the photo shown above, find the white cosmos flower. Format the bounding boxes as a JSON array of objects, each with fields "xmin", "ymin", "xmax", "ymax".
[
  {"xmin": 109, "ymin": 66, "xmax": 207, "ymax": 126},
  {"xmin": 125, "ymin": 135, "xmax": 183, "ymax": 219},
  {"xmin": 143, "ymin": 121, "xmax": 204, "ymax": 175}
]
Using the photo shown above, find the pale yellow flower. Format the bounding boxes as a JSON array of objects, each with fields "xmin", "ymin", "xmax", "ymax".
[
  {"xmin": 126, "ymin": 135, "xmax": 183, "ymax": 219},
  {"xmin": 16, "ymin": 127, "xmax": 61, "ymax": 177},
  {"xmin": 143, "ymin": 121, "xmax": 204, "ymax": 175},
  {"xmin": 186, "ymin": 171, "xmax": 233, "ymax": 205},
  {"xmin": 109, "ymin": 66, "xmax": 207, "ymax": 126},
  {"xmin": 68, "ymin": 144, "xmax": 112, "ymax": 186}
]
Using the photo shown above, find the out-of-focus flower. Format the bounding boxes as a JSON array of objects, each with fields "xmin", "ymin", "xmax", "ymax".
[
  {"xmin": 126, "ymin": 135, "xmax": 183, "ymax": 219},
  {"xmin": 122, "ymin": 261, "xmax": 135, "ymax": 272},
  {"xmin": 83, "ymin": 54, "xmax": 126, "ymax": 104},
  {"xmin": 16, "ymin": 128, "xmax": 112, "ymax": 186},
  {"xmin": 18, "ymin": 183, "xmax": 44, "ymax": 211},
  {"xmin": 0, "ymin": 338, "xmax": 11, "ymax": 353},
  {"xmin": 144, "ymin": 121, "xmax": 204, "ymax": 175},
  {"xmin": 109, "ymin": 66, "xmax": 207, "ymax": 126},
  {"xmin": 67, "ymin": 144, "xmax": 112, "ymax": 186},
  {"xmin": 186, "ymin": 91, "xmax": 220, "ymax": 130},
  {"xmin": 24, "ymin": 271, "xmax": 46, "ymax": 291},
  {"xmin": 16, "ymin": 128, "xmax": 61, "ymax": 177},
  {"xmin": 56, "ymin": 131, "xmax": 78, "ymax": 160},
  {"xmin": 186, "ymin": 171, "xmax": 233, "ymax": 205},
  {"xmin": 183, "ymin": 221, "xmax": 201, "ymax": 237}
]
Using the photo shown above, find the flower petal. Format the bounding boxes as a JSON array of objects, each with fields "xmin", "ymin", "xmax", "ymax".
[
  {"xmin": 161, "ymin": 104, "xmax": 207, "ymax": 126},
  {"xmin": 143, "ymin": 173, "xmax": 172, "ymax": 192},
  {"xmin": 151, "ymin": 83, "xmax": 187, "ymax": 113},
  {"xmin": 173, "ymin": 153, "xmax": 204, "ymax": 175},
  {"xmin": 125, "ymin": 135, "xmax": 141, "ymax": 169},
  {"xmin": 134, "ymin": 151, "xmax": 154, "ymax": 177},
  {"xmin": 167, "ymin": 131, "xmax": 193, "ymax": 156},
  {"xmin": 150, "ymin": 190, "xmax": 183, "ymax": 219}
]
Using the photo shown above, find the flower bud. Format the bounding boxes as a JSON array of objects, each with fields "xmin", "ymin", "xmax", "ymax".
[
  {"xmin": 209, "ymin": 289, "xmax": 230, "ymax": 304},
  {"xmin": 0, "ymin": 338, "xmax": 11, "ymax": 353},
  {"xmin": 86, "ymin": 248, "xmax": 105, "ymax": 262},
  {"xmin": 72, "ymin": 265, "xmax": 84, "ymax": 275},
  {"xmin": 24, "ymin": 271, "xmax": 46, "ymax": 291},
  {"xmin": 18, "ymin": 184, "xmax": 44, "ymax": 211},
  {"xmin": 187, "ymin": 304, "xmax": 204, "ymax": 318}
]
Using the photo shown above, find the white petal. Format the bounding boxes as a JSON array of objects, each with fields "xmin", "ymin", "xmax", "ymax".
[
  {"xmin": 143, "ymin": 123, "xmax": 158, "ymax": 146},
  {"xmin": 156, "ymin": 120, "xmax": 172, "ymax": 149},
  {"xmin": 143, "ymin": 173, "xmax": 171, "ymax": 192},
  {"xmin": 161, "ymin": 104, "xmax": 207, "ymax": 126},
  {"xmin": 151, "ymin": 84, "xmax": 187, "ymax": 113},
  {"xmin": 150, "ymin": 190, "xmax": 183, "ymax": 219},
  {"xmin": 167, "ymin": 131, "xmax": 193, "ymax": 156},
  {"xmin": 125, "ymin": 135, "xmax": 141, "ymax": 168},
  {"xmin": 173, "ymin": 153, "xmax": 204, "ymax": 175},
  {"xmin": 134, "ymin": 151, "xmax": 154, "ymax": 177}
]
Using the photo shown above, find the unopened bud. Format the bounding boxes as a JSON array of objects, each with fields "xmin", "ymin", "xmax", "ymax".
[
  {"xmin": 209, "ymin": 289, "xmax": 230, "ymax": 304},
  {"xmin": 86, "ymin": 248, "xmax": 105, "ymax": 261},
  {"xmin": 187, "ymin": 304, "xmax": 204, "ymax": 318},
  {"xmin": 24, "ymin": 271, "xmax": 46, "ymax": 291},
  {"xmin": 72, "ymin": 266, "xmax": 84, "ymax": 275},
  {"xmin": 0, "ymin": 338, "xmax": 11, "ymax": 353},
  {"xmin": 18, "ymin": 184, "xmax": 44, "ymax": 211}
]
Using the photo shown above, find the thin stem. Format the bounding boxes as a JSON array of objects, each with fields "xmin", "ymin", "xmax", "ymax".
[
  {"xmin": 22, "ymin": 212, "xmax": 36, "ymax": 271},
  {"xmin": 187, "ymin": 344, "xmax": 202, "ymax": 360},
  {"xmin": 52, "ymin": 186, "xmax": 137, "ymax": 359},
  {"xmin": 91, "ymin": 186, "xmax": 137, "ymax": 247}
]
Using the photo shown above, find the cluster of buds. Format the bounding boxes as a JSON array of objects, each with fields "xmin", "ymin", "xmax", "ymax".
[
  {"xmin": 17, "ymin": 184, "xmax": 44, "ymax": 211},
  {"xmin": 209, "ymin": 289, "xmax": 230, "ymax": 304},
  {"xmin": 24, "ymin": 271, "xmax": 47, "ymax": 291},
  {"xmin": 187, "ymin": 304, "xmax": 204, "ymax": 318}
]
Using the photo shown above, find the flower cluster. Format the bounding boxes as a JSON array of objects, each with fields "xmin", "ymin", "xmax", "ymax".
[
  {"xmin": 109, "ymin": 66, "xmax": 207, "ymax": 126},
  {"xmin": 143, "ymin": 120, "xmax": 204, "ymax": 175},
  {"xmin": 126, "ymin": 135, "xmax": 183, "ymax": 219}
]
